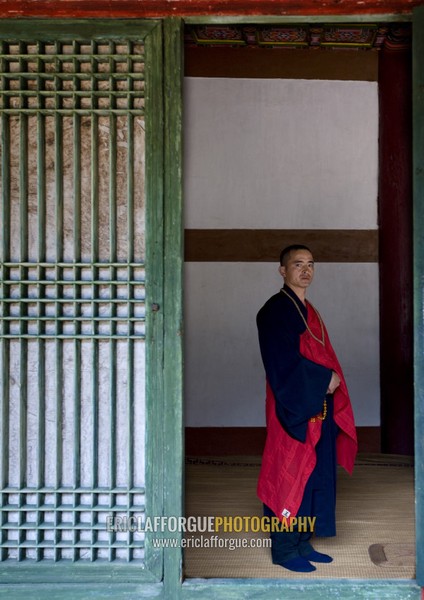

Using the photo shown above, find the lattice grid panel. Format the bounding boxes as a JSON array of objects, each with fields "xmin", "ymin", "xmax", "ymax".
[
  {"xmin": 0, "ymin": 39, "xmax": 147, "ymax": 562},
  {"xmin": 0, "ymin": 40, "xmax": 145, "ymax": 114}
]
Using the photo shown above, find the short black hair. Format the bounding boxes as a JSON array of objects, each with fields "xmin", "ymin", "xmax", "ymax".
[{"xmin": 279, "ymin": 244, "xmax": 312, "ymax": 266}]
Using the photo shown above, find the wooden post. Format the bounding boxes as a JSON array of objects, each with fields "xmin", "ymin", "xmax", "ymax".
[{"xmin": 378, "ymin": 39, "xmax": 414, "ymax": 455}]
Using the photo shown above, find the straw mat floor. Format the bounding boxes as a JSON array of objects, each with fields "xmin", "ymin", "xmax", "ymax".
[{"xmin": 184, "ymin": 454, "xmax": 415, "ymax": 579}]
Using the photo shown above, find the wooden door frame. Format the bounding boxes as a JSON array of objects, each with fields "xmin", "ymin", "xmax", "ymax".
[{"xmin": 167, "ymin": 9, "xmax": 424, "ymax": 599}]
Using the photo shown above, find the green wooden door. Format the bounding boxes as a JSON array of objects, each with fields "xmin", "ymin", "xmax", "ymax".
[{"xmin": 0, "ymin": 19, "xmax": 164, "ymax": 586}]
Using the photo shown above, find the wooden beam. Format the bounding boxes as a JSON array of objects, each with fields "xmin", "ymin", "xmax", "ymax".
[
  {"xmin": 185, "ymin": 45, "xmax": 378, "ymax": 81},
  {"xmin": 184, "ymin": 229, "xmax": 378, "ymax": 262},
  {"xmin": 0, "ymin": 0, "xmax": 418, "ymax": 19}
]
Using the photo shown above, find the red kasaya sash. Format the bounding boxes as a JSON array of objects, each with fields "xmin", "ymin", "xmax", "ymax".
[{"xmin": 257, "ymin": 301, "xmax": 357, "ymax": 520}]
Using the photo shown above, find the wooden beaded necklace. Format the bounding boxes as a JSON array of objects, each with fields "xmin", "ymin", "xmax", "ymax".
[
  {"xmin": 280, "ymin": 287, "xmax": 327, "ymax": 421},
  {"xmin": 280, "ymin": 287, "xmax": 326, "ymax": 347}
]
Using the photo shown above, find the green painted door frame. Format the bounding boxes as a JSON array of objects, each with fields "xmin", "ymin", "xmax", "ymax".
[
  {"xmin": 168, "ymin": 8, "xmax": 424, "ymax": 600},
  {"xmin": 413, "ymin": 3, "xmax": 424, "ymax": 592}
]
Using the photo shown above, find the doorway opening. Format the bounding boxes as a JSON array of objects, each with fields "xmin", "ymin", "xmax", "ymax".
[{"xmin": 183, "ymin": 21, "xmax": 414, "ymax": 580}]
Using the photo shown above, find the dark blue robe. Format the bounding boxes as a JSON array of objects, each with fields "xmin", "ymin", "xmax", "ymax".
[
  {"xmin": 257, "ymin": 285, "xmax": 339, "ymax": 561},
  {"xmin": 257, "ymin": 286, "xmax": 332, "ymax": 442}
]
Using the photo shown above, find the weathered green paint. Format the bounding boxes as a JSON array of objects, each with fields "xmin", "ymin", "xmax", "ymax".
[
  {"xmin": 0, "ymin": 580, "xmax": 420, "ymax": 600},
  {"xmin": 162, "ymin": 17, "xmax": 184, "ymax": 600},
  {"xmin": 182, "ymin": 580, "xmax": 421, "ymax": 599},
  {"xmin": 413, "ymin": 3, "xmax": 424, "ymax": 590},
  {"xmin": 0, "ymin": 583, "xmax": 163, "ymax": 599},
  {"xmin": 0, "ymin": 47, "xmax": 10, "ymax": 565},
  {"xmin": 0, "ymin": 17, "xmax": 166, "ymax": 588},
  {"xmin": 0, "ymin": 19, "xmax": 159, "ymax": 40},
  {"xmin": 144, "ymin": 19, "xmax": 165, "ymax": 580}
]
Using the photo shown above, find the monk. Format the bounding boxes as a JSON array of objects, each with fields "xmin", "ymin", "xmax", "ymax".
[{"xmin": 256, "ymin": 244, "xmax": 357, "ymax": 573}]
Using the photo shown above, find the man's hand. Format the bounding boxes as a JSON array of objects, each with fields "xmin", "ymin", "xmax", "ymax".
[{"xmin": 327, "ymin": 371, "xmax": 341, "ymax": 394}]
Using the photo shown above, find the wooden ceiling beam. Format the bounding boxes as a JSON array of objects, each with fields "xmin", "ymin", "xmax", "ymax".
[{"xmin": 0, "ymin": 0, "xmax": 419, "ymax": 20}]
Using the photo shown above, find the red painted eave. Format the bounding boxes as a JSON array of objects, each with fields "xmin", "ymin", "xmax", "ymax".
[{"xmin": 0, "ymin": 0, "xmax": 421, "ymax": 19}]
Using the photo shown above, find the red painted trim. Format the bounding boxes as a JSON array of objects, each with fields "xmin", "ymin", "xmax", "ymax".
[{"xmin": 0, "ymin": 0, "xmax": 419, "ymax": 19}]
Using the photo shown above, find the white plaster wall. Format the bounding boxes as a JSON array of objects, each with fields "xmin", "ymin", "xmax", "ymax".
[
  {"xmin": 184, "ymin": 77, "xmax": 380, "ymax": 427},
  {"xmin": 184, "ymin": 262, "xmax": 379, "ymax": 427},
  {"xmin": 184, "ymin": 77, "xmax": 378, "ymax": 229}
]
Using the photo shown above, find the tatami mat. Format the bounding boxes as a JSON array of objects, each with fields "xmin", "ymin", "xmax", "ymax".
[{"xmin": 184, "ymin": 455, "xmax": 415, "ymax": 579}]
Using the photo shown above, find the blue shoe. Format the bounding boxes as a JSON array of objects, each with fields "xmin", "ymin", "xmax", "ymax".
[
  {"xmin": 303, "ymin": 549, "xmax": 333, "ymax": 563},
  {"xmin": 276, "ymin": 556, "xmax": 316, "ymax": 572}
]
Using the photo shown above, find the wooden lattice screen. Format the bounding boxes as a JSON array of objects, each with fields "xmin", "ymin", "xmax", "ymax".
[{"xmin": 0, "ymin": 22, "xmax": 163, "ymax": 579}]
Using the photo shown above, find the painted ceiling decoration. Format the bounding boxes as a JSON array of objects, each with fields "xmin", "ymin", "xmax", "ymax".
[{"xmin": 185, "ymin": 23, "xmax": 411, "ymax": 50}]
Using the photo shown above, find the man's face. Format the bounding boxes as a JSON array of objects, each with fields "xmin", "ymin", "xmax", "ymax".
[{"xmin": 279, "ymin": 249, "xmax": 315, "ymax": 292}]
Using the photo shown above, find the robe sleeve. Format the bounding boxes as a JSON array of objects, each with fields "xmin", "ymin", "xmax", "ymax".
[{"xmin": 257, "ymin": 297, "xmax": 332, "ymax": 443}]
